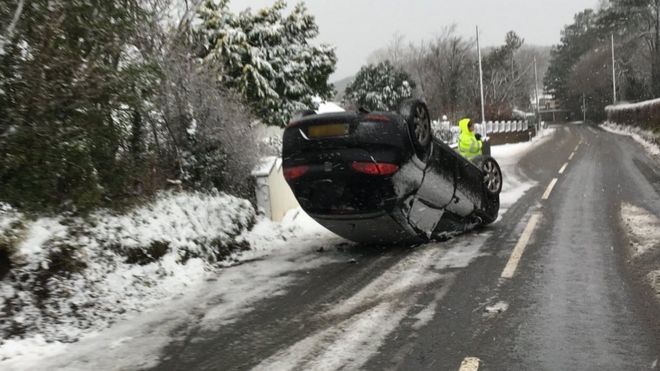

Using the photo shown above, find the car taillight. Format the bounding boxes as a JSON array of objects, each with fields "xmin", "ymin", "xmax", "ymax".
[
  {"xmin": 364, "ymin": 114, "xmax": 391, "ymax": 123},
  {"xmin": 283, "ymin": 165, "xmax": 309, "ymax": 181},
  {"xmin": 351, "ymin": 162, "xmax": 399, "ymax": 176}
]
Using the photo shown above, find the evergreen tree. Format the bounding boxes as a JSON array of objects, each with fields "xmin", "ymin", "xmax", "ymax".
[
  {"xmin": 195, "ymin": 0, "xmax": 336, "ymax": 126},
  {"xmin": 544, "ymin": 9, "xmax": 600, "ymax": 118},
  {"xmin": 343, "ymin": 60, "xmax": 416, "ymax": 111},
  {"xmin": 545, "ymin": 3, "xmax": 660, "ymax": 120},
  {"xmin": 0, "ymin": 0, "xmax": 158, "ymax": 209}
]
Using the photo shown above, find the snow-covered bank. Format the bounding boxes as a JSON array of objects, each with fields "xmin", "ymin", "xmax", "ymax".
[
  {"xmin": 620, "ymin": 203, "xmax": 660, "ymax": 305},
  {"xmin": 0, "ymin": 207, "xmax": 342, "ymax": 370},
  {"xmin": 0, "ymin": 192, "xmax": 255, "ymax": 346},
  {"xmin": 601, "ymin": 122, "xmax": 660, "ymax": 158}
]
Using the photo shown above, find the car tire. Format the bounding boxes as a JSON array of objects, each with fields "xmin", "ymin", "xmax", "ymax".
[
  {"xmin": 472, "ymin": 155, "xmax": 502, "ymax": 196},
  {"xmin": 399, "ymin": 99, "xmax": 431, "ymax": 161},
  {"xmin": 472, "ymin": 155, "xmax": 501, "ymax": 225}
]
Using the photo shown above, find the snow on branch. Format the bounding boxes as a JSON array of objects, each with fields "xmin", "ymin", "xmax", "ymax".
[{"xmin": 0, "ymin": 0, "xmax": 26, "ymax": 55}]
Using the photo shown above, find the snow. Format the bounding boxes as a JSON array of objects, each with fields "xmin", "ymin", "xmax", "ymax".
[
  {"xmin": 605, "ymin": 98, "xmax": 660, "ymax": 111},
  {"xmin": 484, "ymin": 301, "xmax": 509, "ymax": 315},
  {"xmin": 620, "ymin": 203, "xmax": 660, "ymax": 257},
  {"xmin": 252, "ymin": 121, "xmax": 284, "ymax": 156},
  {"xmin": 601, "ymin": 122, "xmax": 660, "ymax": 157},
  {"xmin": 251, "ymin": 156, "xmax": 278, "ymax": 177},
  {"xmin": 312, "ymin": 97, "xmax": 345, "ymax": 114},
  {"xmin": 0, "ymin": 191, "xmax": 255, "ymax": 349},
  {"xmin": 12, "ymin": 218, "xmax": 66, "ymax": 263},
  {"xmin": 0, "ymin": 203, "xmax": 22, "ymax": 236},
  {"xmin": 0, "ymin": 207, "xmax": 342, "ymax": 370},
  {"xmin": 255, "ymin": 232, "xmax": 490, "ymax": 371},
  {"xmin": 492, "ymin": 126, "xmax": 556, "ymax": 215}
]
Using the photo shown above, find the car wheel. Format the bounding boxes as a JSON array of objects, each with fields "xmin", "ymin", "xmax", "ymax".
[
  {"xmin": 399, "ymin": 99, "xmax": 431, "ymax": 160},
  {"xmin": 473, "ymin": 155, "xmax": 502, "ymax": 196},
  {"xmin": 472, "ymin": 155, "xmax": 501, "ymax": 225}
]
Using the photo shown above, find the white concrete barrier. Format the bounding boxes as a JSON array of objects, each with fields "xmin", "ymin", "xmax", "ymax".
[{"xmin": 252, "ymin": 157, "xmax": 300, "ymax": 222}]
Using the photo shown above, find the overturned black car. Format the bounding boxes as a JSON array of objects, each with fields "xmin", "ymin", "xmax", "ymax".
[{"xmin": 282, "ymin": 99, "xmax": 502, "ymax": 244}]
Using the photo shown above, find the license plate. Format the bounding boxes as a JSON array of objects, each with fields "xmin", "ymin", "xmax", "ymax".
[{"xmin": 308, "ymin": 124, "xmax": 349, "ymax": 138}]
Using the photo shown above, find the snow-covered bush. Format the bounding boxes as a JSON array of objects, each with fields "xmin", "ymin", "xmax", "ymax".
[
  {"xmin": 606, "ymin": 98, "xmax": 660, "ymax": 132},
  {"xmin": 194, "ymin": 0, "xmax": 337, "ymax": 127},
  {"xmin": 431, "ymin": 120, "xmax": 458, "ymax": 145},
  {"xmin": 158, "ymin": 50, "xmax": 259, "ymax": 197},
  {"xmin": 0, "ymin": 192, "xmax": 255, "ymax": 343},
  {"xmin": 0, "ymin": 0, "xmax": 160, "ymax": 210},
  {"xmin": 343, "ymin": 60, "xmax": 415, "ymax": 111}
]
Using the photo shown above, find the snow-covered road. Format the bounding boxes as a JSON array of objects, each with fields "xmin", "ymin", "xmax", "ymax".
[{"xmin": 0, "ymin": 127, "xmax": 574, "ymax": 371}]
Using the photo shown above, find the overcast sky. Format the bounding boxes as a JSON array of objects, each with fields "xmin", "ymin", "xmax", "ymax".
[{"xmin": 230, "ymin": 0, "xmax": 597, "ymax": 81}]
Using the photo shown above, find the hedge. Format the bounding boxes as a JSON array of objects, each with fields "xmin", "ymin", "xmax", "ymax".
[{"xmin": 605, "ymin": 98, "xmax": 660, "ymax": 131}]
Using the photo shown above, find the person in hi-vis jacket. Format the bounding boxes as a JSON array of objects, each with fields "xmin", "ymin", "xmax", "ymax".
[{"xmin": 458, "ymin": 117, "xmax": 483, "ymax": 160}]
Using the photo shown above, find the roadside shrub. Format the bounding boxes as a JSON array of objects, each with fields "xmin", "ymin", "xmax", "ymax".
[
  {"xmin": 606, "ymin": 98, "xmax": 660, "ymax": 132},
  {"xmin": 0, "ymin": 206, "xmax": 26, "ymax": 280},
  {"xmin": 0, "ymin": 191, "xmax": 257, "ymax": 342},
  {"xmin": 121, "ymin": 240, "xmax": 171, "ymax": 266}
]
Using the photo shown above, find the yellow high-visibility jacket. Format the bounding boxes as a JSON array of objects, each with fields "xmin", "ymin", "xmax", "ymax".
[{"xmin": 458, "ymin": 118, "xmax": 482, "ymax": 160}]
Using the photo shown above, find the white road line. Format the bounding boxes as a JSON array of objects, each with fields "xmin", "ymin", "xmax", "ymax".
[
  {"xmin": 568, "ymin": 152, "xmax": 575, "ymax": 160},
  {"xmin": 501, "ymin": 214, "xmax": 541, "ymax": 279},
  {"xmin": 542, "ymin": 178, "xmax": 558, "ymax": 200},
  {"xmin": 588, "ymin": 127, "xmax": 599, "ymax": 134},
  {"xmin": 459, "ymin": 357, "xmax": 480, "ymax": 371},
  {"xmin": 559, "ymin": 163, "xmax": 568, "ymax": 174}
]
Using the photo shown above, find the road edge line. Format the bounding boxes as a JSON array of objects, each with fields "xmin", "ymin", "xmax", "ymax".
[
  {"xmin": 501, "ymin": 213, "xmax": 541, "ymax": 279},
  {"xmin": 458, "ymin": 357, "xmax": 480, "ymax": 371}
]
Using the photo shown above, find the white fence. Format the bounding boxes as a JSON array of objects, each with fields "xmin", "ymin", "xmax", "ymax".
[
  {"xmin": 477, "ymin": 120, "xmax": 529, "ymax": 135},
  {"xmin": 433, "ymin": 120, "xmax": 530, "ymax": 144}
]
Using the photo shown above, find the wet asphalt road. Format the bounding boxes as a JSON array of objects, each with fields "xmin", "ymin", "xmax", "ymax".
[{"xmin": 151, "ymin": 124, "xmax": 660, "ymax": 371}]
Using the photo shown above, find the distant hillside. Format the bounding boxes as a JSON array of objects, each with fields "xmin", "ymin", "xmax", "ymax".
[{"xmin": 332, "ymin": 75, "xmax": 355, "ymax": 102}]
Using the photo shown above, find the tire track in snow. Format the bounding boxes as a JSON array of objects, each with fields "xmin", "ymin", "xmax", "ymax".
[{"xmin": 253, "ymin": 234, "xmax": 490, "ymax": 370}]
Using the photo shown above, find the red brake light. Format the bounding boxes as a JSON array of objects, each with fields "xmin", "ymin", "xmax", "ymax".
[
  {"xmin": 351, "ymin": 162, "xmax": 399, "ymax": 176},
  {"xmin": 283, "ymin": 165, "xmax": 309, "ymax": 181},
  {"xmin": 364, "ymin": 114, "xmax": 391, "ymax": 123}
]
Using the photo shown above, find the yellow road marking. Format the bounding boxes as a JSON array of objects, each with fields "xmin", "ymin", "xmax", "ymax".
[{"xmin": 501, "ymin": 214, "xmax": 541, "ymax": 279}]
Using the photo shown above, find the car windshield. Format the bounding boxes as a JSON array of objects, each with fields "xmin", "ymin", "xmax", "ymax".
[{"xmin": 1, "ymin": 1, "xmax": 659, "ymax": 370}]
